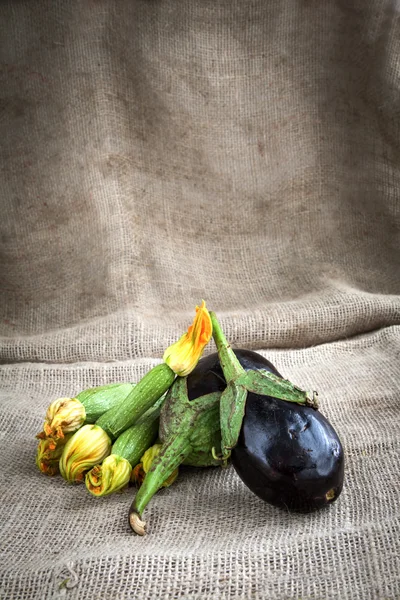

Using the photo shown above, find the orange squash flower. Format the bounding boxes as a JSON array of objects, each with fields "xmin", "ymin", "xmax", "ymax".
[
  {"xmin": 59, "ymin": 424, "xmax": 111, "ymax": 483},
  {"xmin": 163, "ymin": 300, "xmax": 212, "ymax": 376}
]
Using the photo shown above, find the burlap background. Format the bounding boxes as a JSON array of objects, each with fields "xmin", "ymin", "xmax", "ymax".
[{"xmin": 1, "ymin": 1, "xmax": 399, "ymax": 598}]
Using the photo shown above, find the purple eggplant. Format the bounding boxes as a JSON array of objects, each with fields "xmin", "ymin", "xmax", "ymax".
[
  {"xmin": 186, "ymin": 349, "xmax": 344, "ymax": 512},
  {"xmin": 187, "ymin": 349, "xmax": 281, "ymax": 400}
]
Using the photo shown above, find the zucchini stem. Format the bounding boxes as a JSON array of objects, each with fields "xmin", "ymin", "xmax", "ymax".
[{"xmin": 96, "ymin": 363, "xmax": 175, "ymax": 440}]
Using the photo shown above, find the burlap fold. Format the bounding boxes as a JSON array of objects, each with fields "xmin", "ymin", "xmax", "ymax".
[{"xmin": 0, "ymin": 1, "xmax": 399, "ymax": 598}]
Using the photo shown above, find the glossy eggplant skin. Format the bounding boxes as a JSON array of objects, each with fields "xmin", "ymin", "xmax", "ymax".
[
  {"xmin": 186, "ymin": 349, "xmax": 344, "ymax": 511},
  {"xmin": 187, "ymin": 349, "xmax": 281, "ymax": 401},
  {"xmin": 231, "ymin": 393, "xmax": 344, "ymax": 511}
]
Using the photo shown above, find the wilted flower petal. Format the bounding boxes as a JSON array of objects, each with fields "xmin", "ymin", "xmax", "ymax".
[
  {"xmin": 36, "ymin": 434, "xmax": 72, "ymax": 476},
  {"xmin": 40, "ymin": 397, "xmax": 86, "ymax": 440},
  {"xmin": 59, "ymin": 424, "xmax": 111, "ymax": 483},
  {"xmin": 163, "ymin": 300, "xmax": 212, "ymax": 376},
  {"xmin": 85, "ymin": 454, "xmax": 132, "ymax": 496}
]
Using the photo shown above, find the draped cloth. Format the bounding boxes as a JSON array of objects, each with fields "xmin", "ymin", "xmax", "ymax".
[{"xmin": 0, "ymin": 2, "xmax": 399, "ymax": 598}]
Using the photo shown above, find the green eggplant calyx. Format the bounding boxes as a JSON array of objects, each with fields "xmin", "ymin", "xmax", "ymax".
[
  {"xmin": 210, "ymin": 312, "xmax": 320, "ymax": 464},
  {"xmin": 219, "ymin": 382, "xmax": 248, "ymax": 458},
  {"xmin": 209, "ymin": 312, "xmax": 245, "ymax": 383},
  {"xmin": 136, "ymin": 443, "xmax": 179, "ymax": 489},
  {"xmin": 236, "ymin": 370, "xmax": 318, "ymax": 408},
  {"xmin": 307, "ymin": 391, "xmax": 319, "ymax": 409},
  {"xmin": 211, "ymin": 446, "xmax": 230, "ymax": 467},
  {"xmin": 129, "ymin": 376, "xmax": 223, "ymax": 535},
  {"xmin": 129, "ymin": 431, "xmax": 192, "ymax": 535}
]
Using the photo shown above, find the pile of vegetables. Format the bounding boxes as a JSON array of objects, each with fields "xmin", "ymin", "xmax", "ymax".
[{"xmin": 36, "ymin": 302, "xmax": 344, "ymax": 535}]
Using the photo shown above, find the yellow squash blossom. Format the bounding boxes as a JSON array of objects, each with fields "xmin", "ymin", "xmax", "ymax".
[
  {"xmin": 86, "ymin": 454, "xmax": 132, "ymax": 497},
  {"xmin": 36, "ymin": 434, "xmax": 72, "ymax": 476},
  {"xmin": 163, "ymin": 300, "xmax": 212, "ymax": 376},
  {"xmin": 59, "ymin": 424, "xmax": 111, "ymax": 483},
  {"xmin": 39, "ymin": 397, "xmax": 86, "ymax": 440}
]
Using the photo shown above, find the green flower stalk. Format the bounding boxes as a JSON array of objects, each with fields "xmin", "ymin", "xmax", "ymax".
[
  {"xmin": 37, "ymin": 383, "xmax": 136, "ymax": 441},
  {"xmin": 59, "ymin": 424, "xmax": 112, "ymax": 483},
  {"xmin": 96, "ymin": 302, "xmax": 213, "ymax": 440},
  {"xmin": 85, "ymin": 396, "xmax": 165, "ymax": 497},
  {"xmin": 36, "ymin": 434, "xmax": 73, "ymax": 476}
]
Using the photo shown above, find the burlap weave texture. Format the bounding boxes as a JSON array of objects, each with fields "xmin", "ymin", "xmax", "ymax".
[{"xmin": 0, "ymin": 1, "xmax": 399, "ymax": 598}]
